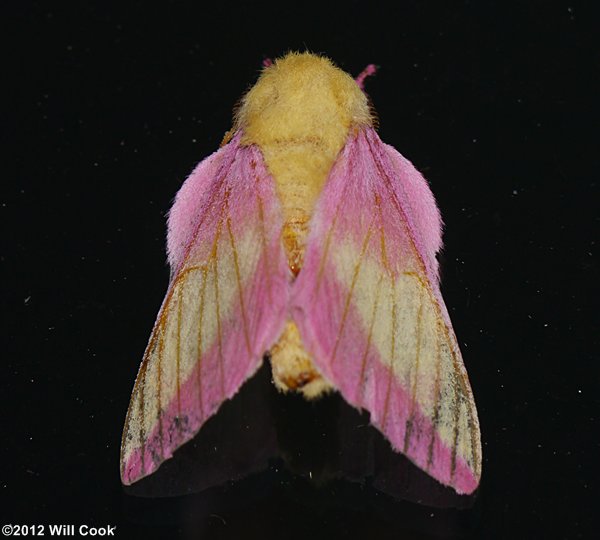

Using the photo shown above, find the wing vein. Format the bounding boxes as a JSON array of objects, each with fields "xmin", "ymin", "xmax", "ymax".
[
  {"xmin": 450, "ymin": 377, "xmax": 461, "ymax": 482},
  {"xmin": 427, "ymin": 324, "xmax": 443, "ymax": 471},
  {"xmin": 138, "ymin": 364, "xmax": 148, "ymax": 475},
  {"xmin": 357, "ymin": 274, "xmax": 384, "ymax": 407},
  {"xmin": 173, "ymin": 156, "xmax": 236, "ymax": 276},
  {"xmin": 213, "ymin": 219, "xmax": 225, "ymax": 401},
  {"xmin": 226, "ymin": 215, "xmax": 252, "ymax": 356},
  {"xmin": 256, "ymin": 191, "xmax": 273, "ymax": 306},
  {"xmin": 378, "ymin": 196, "xmax": 396, "ymax": 430},
  {"xmin": 314, "ymin": 212, "xmax": 338, "ymax": 297},
  {"xmin": 176, "ymin": 283, "xmax": 183, "ymax": 421},
  {"xmin": 403, "ymin": 292, "xmax": 424, "ymax": 453},
  {"xmin": 381, "ymin": 292, "xmax": 396, "ymax": 429},
  {"xmin": 330, "ymin": 220, "xmax": 375, "ymax": 365},
  {"xmin": 157, "ymin": 329, "xmax": 165, "ymax": 456},
  {"xmin": 196, "ymin": 267, "xmax": 208, "ymax": 418},
  {"xmin": 315, "ymin": 156, "xmax": 356, "ymax": 297}
]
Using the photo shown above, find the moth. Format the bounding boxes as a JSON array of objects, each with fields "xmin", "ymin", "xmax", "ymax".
[{"xmin": 120, "ymin": 52, "xmax": 482, "ymax": 495}]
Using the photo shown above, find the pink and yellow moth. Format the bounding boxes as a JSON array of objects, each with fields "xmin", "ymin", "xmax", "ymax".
[{"xmin": 120, "ymin": 52, "xmax": 482, "ymax": 495}]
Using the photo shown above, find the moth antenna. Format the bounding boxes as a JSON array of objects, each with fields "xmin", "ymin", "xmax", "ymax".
[
  {"xmin": 262, "ymin": 57, "xmax": 273, "ymax": 68},
  {"xmin": 355, "ymin": 63, "xmax": 378, "ymax": 90}
]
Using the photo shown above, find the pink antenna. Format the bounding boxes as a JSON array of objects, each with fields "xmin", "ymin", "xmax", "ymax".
[{"xmin": 355, "ymin": 63, "xmax": 378, "ymax": 90}]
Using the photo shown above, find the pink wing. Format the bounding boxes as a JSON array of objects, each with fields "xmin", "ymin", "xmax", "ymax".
[
  {"xmin": 292, "ymin": 128, "xmax": 482, "ymax": 494},
  {"xmin": 121, "ymin": 134, "xmax": 289, "ymax": 484}
]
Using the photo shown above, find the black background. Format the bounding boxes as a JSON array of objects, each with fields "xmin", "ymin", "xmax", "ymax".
[{"xmin": 3, "ymin": 2, "xmax": 598, "ymax": 539}]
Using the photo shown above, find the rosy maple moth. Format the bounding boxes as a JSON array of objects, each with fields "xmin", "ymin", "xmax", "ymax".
[{"xmin": 121, "ymin": 52, "xmax": 482, "ymax": 495}]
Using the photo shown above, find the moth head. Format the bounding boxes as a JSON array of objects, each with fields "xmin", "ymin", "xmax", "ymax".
[{"xmin": 235, "ymin": 52, "xmax": 373, "ymax": 148}]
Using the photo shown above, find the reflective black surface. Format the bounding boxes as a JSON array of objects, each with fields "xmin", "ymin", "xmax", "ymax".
[{"xmin": 4, "ymin": 2, "xmax": 597, "ymax": 539}]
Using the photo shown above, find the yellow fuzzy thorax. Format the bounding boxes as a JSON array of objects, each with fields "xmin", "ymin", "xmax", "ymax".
[{"xmin": 235, "ymin": 52, "xmax": 372, "ymax": 148}]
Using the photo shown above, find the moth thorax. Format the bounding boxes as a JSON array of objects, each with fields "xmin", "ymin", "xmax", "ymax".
[{"xmin": 236, "ymin": 52, "xmax": 372, "ymax": 150}]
